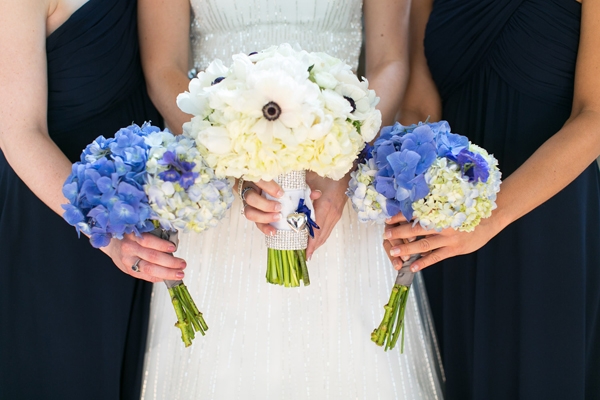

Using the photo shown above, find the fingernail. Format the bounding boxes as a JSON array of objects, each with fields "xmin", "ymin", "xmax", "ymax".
[
  {"xmin": 385, "ymin": 217, "xmax": 392, "ymax": 223},
  {"xmin": 390, "ymin": 248, "xmax": 400, "ymax": 256},
  {"xmin": 269, "ymin": 229, "xmax": 276, "ymax": 236},
  {"xmin": 383, "ymin": 230, "xmax": 392, "ymax": 239},
  {"xmin": 392, "ymin": 259, "xmax": 401, "ymax": 270},
  {"xmin": 168, "ymin": 245, "xmax": 176, "ymax": 252},
  {"xmin": 401, "ymin": 255, "xmax": 410, "ymax": 262},
  {"xmin": 314, "ymin": 190, "xmax": 322, "ymax": 195},
  {"xmin": 176, "ymin": 271, "xmax": 185, "ymax": 278},
  {"xmin": 273, "ymin": 213, "xmax": 281, "ymax": 221},
  {"xmin": 180, "ymin": 261, "xmax": 187, "ymax": 269},
  {"xmin": 411, "ymin": 264, "xmax": 419, "ymax": 273},
  {"xmin": 276, "ymin": 190, "xmax": 284, "ymax": 198},
  {"xmin": 307, "ymin": 253, "xmax": 312, "ymax": 261},
  {"xmin": 274, "ymin": 204, "xmax": 282, "ymax": 211}
]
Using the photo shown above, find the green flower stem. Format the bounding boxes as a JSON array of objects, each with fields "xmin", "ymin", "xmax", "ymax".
[
  {"xmin": 371, "ymin": 284, "xmax": 410, "ymax": 352},
  {"xmin": 276, "ymin": 250, "xmax": 284, "ymax": 284},
  {"xmin": 283, "ymin": 249, "xmax": 290, "ymax": 287},
  {"xmin": 389, "ymin": 286, "xmax": 410, "ymax": 351},
  {"xmin": 169, "ymin": 287, "xmax": 193, "ymax": 347},
  {"xmin": 268, "ymin": 249, "xmax": 278, "ymax": 283},
  {"xmin": 168, "ymin": 283, "xmax": 209, "ymax": 347},
  {"xmin": 287, "ymin": 250, "xmax": 298, "ymax": 287},
  {"xmin": 297, "ymin": 249, "xmax": 310, "ymax": 286},
  {"xmin": 371, "ymin": 285, "xmax": 399, "ymax": 346},
  {"xmin": 266, "ymin": 249, "xmax": 310, "ymax": 287}
]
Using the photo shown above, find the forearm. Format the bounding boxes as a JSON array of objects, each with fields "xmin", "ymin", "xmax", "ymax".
[
  {"xmin": 145, "ymin": 66, "xmax": 191, "ymax": 134},
  {"xmin": 0, "ymin": 130, "xmax": 72, "ymax": 216},
  {"xmin": 367, "ymin": 60, "xmax": 408, "ymax": 126},
  {"xmin": 138, "ymin": 0, "xmax": 191, "ymax": 134},
  {"xmin": 492, "ymin": 109, "xmax": 600, "ymax": 230}
]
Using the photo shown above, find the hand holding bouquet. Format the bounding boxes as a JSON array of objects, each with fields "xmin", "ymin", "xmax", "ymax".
[
  {"xmin": 347, "ymin": 120, "xmax": 502, "ymax": 351},
  {"xmin": 62, "ymin": 123, "xmax": 234, "ymax": 346},
  {"xmin": 178, "ymin": 43, "xmax": 381, "ymax": 287}
]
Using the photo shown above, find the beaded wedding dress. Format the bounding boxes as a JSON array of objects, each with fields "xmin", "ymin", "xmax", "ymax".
[{"xmin": 141, "ymin": 1, "xmax": 444, "ymax": 399}]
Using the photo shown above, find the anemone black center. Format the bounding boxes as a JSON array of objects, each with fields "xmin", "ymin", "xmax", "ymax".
[
  {"xmin": 262, "ymin": 101, "xmax": 282, "ymax": 121},
  {"xmin": 344, "ymin": 96, "xmax": 356, "ymax": 113},
  {"xmin": 211, "ymin": 76, "xmax": 225, "ymax": 85}
]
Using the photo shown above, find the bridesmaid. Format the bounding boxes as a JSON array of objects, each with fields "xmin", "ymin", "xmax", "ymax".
[
  {"xmin": 0, "ymin": 0, "xmax": 185, "ymax": 398},
  {"xmin": 385, "ymin": 0, "xmax": 600, "ymax": 398}
]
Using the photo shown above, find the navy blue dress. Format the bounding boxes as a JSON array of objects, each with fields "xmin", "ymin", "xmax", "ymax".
[
  {"xmin": 0, "ymin": 0, "xmax": 161, "ymax": 398},
  {"xmin": 422, "ymin": 0, "xmax": 600, "ymax": 398}
]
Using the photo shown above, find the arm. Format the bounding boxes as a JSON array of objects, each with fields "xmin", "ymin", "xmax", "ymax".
[
  {"xmin": 385, "ymin": 0, "xmax": 600, "ymax": 271},
  {"xmin": 363, "ymin": 0, "xmax": 411, "ymax": 126},
  {"xmin": 0, "ymin": 0, "xmax": 184, "ymax": 282},
  {"xmin": 138, "ymin": 0, "xmax": 192, "ymax": 134},
  {"xmin": 398, "ymin": 0, "xmax": 441, "ymax": 124},
  {"xmin": 305, "ymin": 0, "xmax": 411, "ymax": 258}
]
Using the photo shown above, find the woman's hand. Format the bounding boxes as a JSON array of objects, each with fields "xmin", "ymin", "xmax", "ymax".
[
  {"xmin": 239, "ymin": 178, "xmax": 323, "ymax": 236},
  {"xmin": 305, "ymin": 172, "xmax": 349, "ymax": 260},
  {"xmin": 383, "ymin": 212, "xmax": 501, "ymax": 272},
  {"xmin": 238, "ymin": 179, "xmax": 284, "ymax": 236},
  {"xmin": 240, "ymin": 175, "xmax": 346, "ymax": 259},
  {"xmin": 101, "ymin": 233, "xmax": 187, "ymax": 283}
]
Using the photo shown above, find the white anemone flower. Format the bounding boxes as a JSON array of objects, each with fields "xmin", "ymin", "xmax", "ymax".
[
  {"xmin": 177, "ymin": 59, "xmax": 230, "ymax": 117},
  {"xmin": 238, "ymin": 68, "xmax": 322, "ymax": 147}
]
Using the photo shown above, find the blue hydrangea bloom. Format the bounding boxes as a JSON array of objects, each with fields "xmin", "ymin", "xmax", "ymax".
[
  {"xmin": 61, "ymin": 123, "xmax": 158, "ymax": 247},
  {"xmin": 365, "ymin": 120, "xmax": 488, "ymax": 220},
  {"xmin": 456, "ymin": 149, "xmax": 490, "ymax": 182}
]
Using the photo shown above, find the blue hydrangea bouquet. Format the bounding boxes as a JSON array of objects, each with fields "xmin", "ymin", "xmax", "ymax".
[
  {"xmin": 347, "ymin": 120, "xmax": 502, "ymax": 351},
  {"xmin": 62, "ymin": 123, "xmax": 234, "ymax": 346}
]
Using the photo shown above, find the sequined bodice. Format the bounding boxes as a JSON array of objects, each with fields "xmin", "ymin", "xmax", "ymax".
[{"xmin": 190, "ymin": 0, "xmax": 363, "ymax": 71}]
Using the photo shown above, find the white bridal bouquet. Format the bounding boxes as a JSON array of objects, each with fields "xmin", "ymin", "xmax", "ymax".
[{"xmin": 178, "ymin": 43, "xmax": 381, "ymax": 287}]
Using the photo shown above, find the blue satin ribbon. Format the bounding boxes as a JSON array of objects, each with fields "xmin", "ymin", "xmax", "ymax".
[{"xmin": 296, "ymin": 198, "xmax": 319, "ymax": 238}]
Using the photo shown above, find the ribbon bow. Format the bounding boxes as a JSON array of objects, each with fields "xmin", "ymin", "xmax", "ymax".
[{"xmin": 296, "ymin": 198, "xmax": 320, "ymax": 238}]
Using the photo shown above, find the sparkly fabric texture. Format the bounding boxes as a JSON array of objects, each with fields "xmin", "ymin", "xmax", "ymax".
[
  {"xmin": 190, "ymin": 0, "xmax": 363, "ymax": 72},
  {"xmin": 141, "ymin": 1, "xmax": 445, "ymax": 399}
]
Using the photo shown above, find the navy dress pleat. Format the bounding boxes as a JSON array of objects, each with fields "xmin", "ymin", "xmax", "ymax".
[
  {"xmin": 0, "ymin": 0, "xmax": 161, "ymax": 398},
  {"xmin": 422, "ymin": 1, "xmax": 600, "ymax": 399}
]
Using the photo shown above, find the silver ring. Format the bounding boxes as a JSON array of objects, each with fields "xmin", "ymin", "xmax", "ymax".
[
  {"xmin": 131, "ymin": 258, "xmax": 141, "ymax": 273},
  {"xmin": 240, "ymin": 186, "xmax": 254, "ymax": 202},
  {"xmin": 240, "ymin": 203, "xmax": 248, "ymax": 217}
]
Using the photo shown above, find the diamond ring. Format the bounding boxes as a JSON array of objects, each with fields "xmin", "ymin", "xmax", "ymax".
[{"xmin": 131, "ymin": 258, "xmax": 141, "ymax": 273}]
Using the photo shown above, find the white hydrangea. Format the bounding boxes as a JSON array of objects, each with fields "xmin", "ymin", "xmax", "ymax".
[
  {"xmin": 347, "ymin": 157, "xmax": 389, "ymax": 224},
  {"xmin": 178, "ymin": 43, "xmax": 381, "ymax": 181},
  {"xmin": 412, "ymin": 144, "xmax": 501, "ymax": 232},
  {"xmin": 143, "ymin": 130, "xmax": 234, "ymax": 233}
]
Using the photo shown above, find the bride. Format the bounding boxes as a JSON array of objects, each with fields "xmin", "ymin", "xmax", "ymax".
[{"xmin": 138, "ymin": 0, "xmax": 444, "ymax": 398}]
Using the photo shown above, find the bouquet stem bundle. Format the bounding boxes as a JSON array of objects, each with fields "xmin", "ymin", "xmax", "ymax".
[
  {"xmin": 371, "ymin": 256, "xmax": 418, "ymax": 352},
  {"xmin": 166, "ymin": 281, "xmax": 208, "ymax": 347},
  {"xmin": 266, "ymin": 248, "xmax": 310, "ymax": 287},
  {"xmin": 151, "ymin": 228, "xmax": 208, "ymax": 347},
  {"xmin": 264, "ymin": 170, "xmax": 315, "ymax": 287}
]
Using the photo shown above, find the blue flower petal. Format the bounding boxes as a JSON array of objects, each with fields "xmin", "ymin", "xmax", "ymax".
[
  {"xmin": 62, "ymin": 204, "xmax": 85, "ymax": 226},
  {"xmin": 90, "ymin": 232, "xmax": 111, "ymax": 248}
]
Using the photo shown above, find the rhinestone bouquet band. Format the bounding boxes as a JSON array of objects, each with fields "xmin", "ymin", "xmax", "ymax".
[{"xmin": 265, "ymin": 170, "xmax": 309, "ymax": 250}]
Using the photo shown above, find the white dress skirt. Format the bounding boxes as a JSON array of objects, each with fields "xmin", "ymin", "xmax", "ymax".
[{"xmin": 141, "ymin": 1, "xmax": 445, "ymax": 399}]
